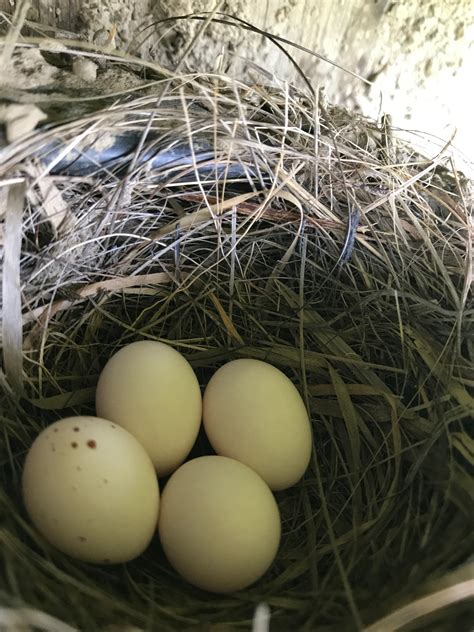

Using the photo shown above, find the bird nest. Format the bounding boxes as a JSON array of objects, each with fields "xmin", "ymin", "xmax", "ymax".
[{"xmin": 0, "ymin": 12, "xmax": 473, "ymax": 632}]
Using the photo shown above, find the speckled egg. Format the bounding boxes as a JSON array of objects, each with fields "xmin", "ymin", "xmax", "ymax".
[{"xmin": 22, "ymin": 416, "xmax": 159, "ymax": 564}]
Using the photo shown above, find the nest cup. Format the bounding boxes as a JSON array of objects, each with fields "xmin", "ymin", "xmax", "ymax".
[{"xmin": 1, "ymin": 27, "xmax": 473, "ymax": 632}]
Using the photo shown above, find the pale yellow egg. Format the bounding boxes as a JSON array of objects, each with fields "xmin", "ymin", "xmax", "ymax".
[
  {"xmin": 96, "ymin": 341, "xmax": 202, "ymax": 476},
  {"xmin": 22, "ymin": 416, "xmax": 159, "ymax": 564},
  {"xmin": 203, "ymin": 359, "xmax": 312, "ymax": 490},
  {"xmin": 158, "ymin": 456, "xmax": 281, "ymax": 593}
]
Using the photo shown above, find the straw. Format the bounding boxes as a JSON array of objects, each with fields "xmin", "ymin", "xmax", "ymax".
[{"xmin": 0, "ymin": 10, "xmax": 473, "ymax": 632}]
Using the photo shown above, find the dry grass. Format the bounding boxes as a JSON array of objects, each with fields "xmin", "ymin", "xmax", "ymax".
[{"xmin": 1, "ymin": 7, "xmax": 473, "ymax": 632}]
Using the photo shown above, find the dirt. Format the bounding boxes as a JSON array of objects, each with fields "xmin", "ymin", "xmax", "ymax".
[{"xmin": 352, "ymin": 0, "xmax": 474, "ymax": 168}]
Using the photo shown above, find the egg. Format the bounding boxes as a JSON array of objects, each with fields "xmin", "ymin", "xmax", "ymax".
[
  {"xmin": 203, "ymin": 359, "xmax": 312, "ymax": 490},
  {"xmin": 158, "ymin": 456, "xmax": 281, "ymax": 593},
  {"xmin": 95, "ymin": 341, "xmax": 202, "ymax": 476},
  {"xmin": 22, "ymin": 416, "xmax": 159, "ymax": 564}
]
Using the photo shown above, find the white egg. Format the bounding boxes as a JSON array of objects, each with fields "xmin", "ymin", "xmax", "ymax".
[
  {"xmin": 203, "ymin": 359, "xmax": 312, "ymax": 490},
  {"xmin": 95, "ymin": 341, "xmax": 202, "ymax": 477},
  {"xmin": 22, "ymin": 416, "xmax": 159, "ymax": 564},
  {"xmin": 158, "ymin": 456, "xmax": 281, "ymax": 593}
]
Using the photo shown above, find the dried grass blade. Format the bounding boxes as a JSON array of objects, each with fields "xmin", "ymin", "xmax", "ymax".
[
  {"xmin": 25, "ymin": 164, "xmax": 72, "ymax": 235},
  {"xmin": 328, "ymin": 365, "xmax": 361, "ymax": 477},
  {"xmin": 1, "ymin": 182, "xmax": 25, "ymax": 395},
  {"xmin": 29, "ymin": 387, "xmax": 96, "ymax": 410},
  {"xmin": 155, "ymin": 191, "xmax": 258, "ymax": 238},
  {"xmin": 407, "ymin": 326, "xmax": 474, "ymax": 410},
  {"xmin": 451, "ymin": 432, "xmax": 474, "ymax": 468},
  {"xmin": 362, "ymin": 579, "xmax": 474, "ymax": 632},
  {"xmin": 24, "ymin": 272, "xmax": 171, "ymax": 325},
  {"xmin": 208, "ymin": 291, "xmax": 244, "ymax": 344},
  {"xmin": 0, "ymin": 607, "xmax": 78, "ymax": 632}
]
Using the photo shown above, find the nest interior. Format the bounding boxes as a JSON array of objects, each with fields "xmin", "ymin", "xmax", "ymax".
[{"xmin": 0, "ymin": 36, "xmax": 473, "ymax": 632}]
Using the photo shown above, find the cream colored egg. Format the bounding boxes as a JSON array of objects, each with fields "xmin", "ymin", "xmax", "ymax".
[
  {"xmin": 22, "ymin": 416, "xmax": 159, "ymax": 564},
  {"xmin": 203, "ymin": 359, "xmax": 312, "ymax": 490},
  {"xmin": 96, "ymin": 341, "xmax": 202, "ymax": 476},
  {"xmin": 158, "ymin": 456, "xmax": 281, "ymax": 593}
]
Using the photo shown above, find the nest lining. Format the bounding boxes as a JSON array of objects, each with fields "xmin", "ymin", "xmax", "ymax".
[{"xmin": 0, "ymin": 16, "xmax": 473, "ymax": 632}]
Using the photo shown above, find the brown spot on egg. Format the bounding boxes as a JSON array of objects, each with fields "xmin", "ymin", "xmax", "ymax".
[
  {"xmin": 103, "ymin": 558, "xmax": 111, "ymax": 564},
  {"xmin": 71, "ymin": 442, "xmax": 78, "ymax": 448},
  {"xmin": 78, "ymin": 536, "xmax": 87, "ymax": 542},
  {"xmin": 87, "ymin": 440, "xmax": 97, "ymax": 449},
  {"xmin": 53, "ymin": 428, "xmax": 58, "ymax": 433},
  {"xmin": 76, "ymin": 466, "xmax": 82, "ymax": 471},
  {"xmin": 73, "ymin": 427, "xmax": 80, "ymax": 432},
  {"xmin": 103, "ymin": 478, "xmax": 108, "ymax": 484}
]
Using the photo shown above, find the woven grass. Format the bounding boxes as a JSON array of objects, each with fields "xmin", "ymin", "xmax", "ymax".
[{"xmin": 1, "ymin": 9, "xmax": 473, "ymax": 632}]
